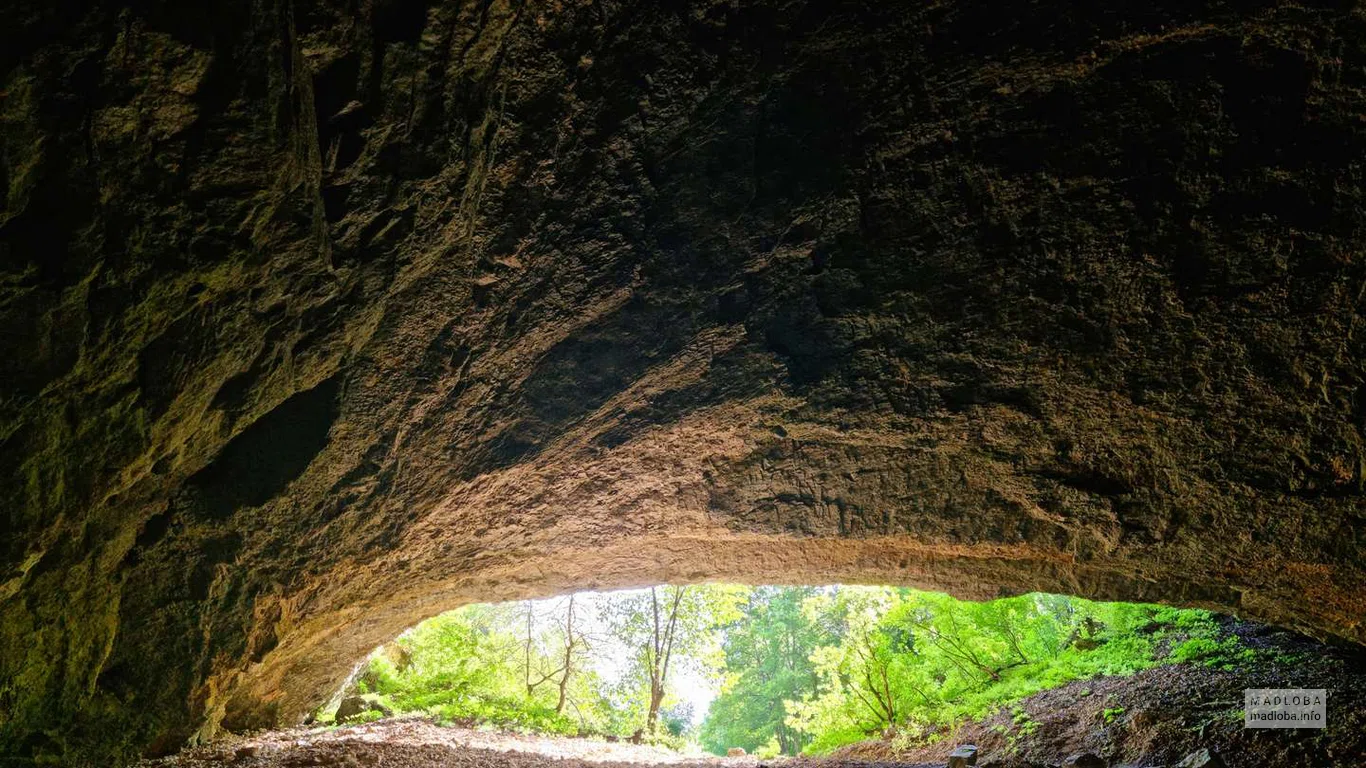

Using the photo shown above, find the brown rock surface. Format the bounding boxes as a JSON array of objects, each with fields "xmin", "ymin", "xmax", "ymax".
[
  {"xmin": 3, "ymin": 0, "xmax": 1366, "ymax": 763},
  {"xmin": 135, "ymin": 719, "xmax": 937, "ymax": 768}
]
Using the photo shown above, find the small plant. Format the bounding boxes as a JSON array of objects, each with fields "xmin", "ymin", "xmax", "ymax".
[
  {"xmin": 989, "ymin": 705, "xmax": 1041, "ymax": 755},
  {"xmin": 1167, "ymin": 636, "xmax": 1250, "ymax": 668},
  {"xmin": 1011, "ymin": 705, "xmax": 1040, "ymax": 736},
  {"xmin": 1100, "ymin": 706, "xmax": 1125, "ymax": 725},
  {"xmin": 988, "ymin": 722, "xmax": 1021, "ymax": 755},
  {"xmin": 1264, "ymin": 649, "xmax": 1306, "ymax": 666}
]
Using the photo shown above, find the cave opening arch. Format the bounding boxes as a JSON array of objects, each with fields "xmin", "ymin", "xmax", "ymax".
[
  {"xmin": 5, "ymin": 0, "xmax": 1366, "ymax": 764},
  {"xmin": 216, "ymin": 532, "xmax": 1257, "ymax": 740}
]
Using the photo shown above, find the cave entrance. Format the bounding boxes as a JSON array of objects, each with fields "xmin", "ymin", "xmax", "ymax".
[{"xmin": 203, "ymin": 584, "xmax": 1363, "ymax": 768}]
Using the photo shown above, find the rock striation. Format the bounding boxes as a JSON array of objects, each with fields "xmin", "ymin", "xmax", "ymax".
[{"xmin": 3, "ymin": 0, "xmax": 1365, "ymax": 763}]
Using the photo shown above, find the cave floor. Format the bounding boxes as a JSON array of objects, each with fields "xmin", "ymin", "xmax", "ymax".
[{"xmin": 135, "ymin": 719, "xmax": 937, "ymax": 768}]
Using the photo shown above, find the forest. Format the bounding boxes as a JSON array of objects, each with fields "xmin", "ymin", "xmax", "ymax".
[{"xmin": 336, "ymin": 585, "xmax": 1248, "ymax": 757}]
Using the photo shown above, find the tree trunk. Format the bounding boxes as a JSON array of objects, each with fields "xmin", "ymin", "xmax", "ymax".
[
  {"xmin": 646, "ymin": 684, "xmax": 665, "ymax": 734},
  {"xmin": 644, "ymin": 586, "xmax": 685, "ymax": 734},
  {"xmin": 555, "ymin": 596, "xmax": 576, "ymax": 714},
  {"xmin": 525, "ymin": 603, "xmax": 535, "ymax": 697}
]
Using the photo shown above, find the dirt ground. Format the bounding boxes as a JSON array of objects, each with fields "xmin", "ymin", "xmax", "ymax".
[{"xmin": 137, "ymin": 719, "xmax": 939, "ymax": 768}]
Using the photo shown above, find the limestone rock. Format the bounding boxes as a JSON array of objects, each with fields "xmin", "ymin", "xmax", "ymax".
[
  {"xmin": 1176, "ymin": 749, "xmax": 1226, "ymax": 768},
  {"xmin": 334, "ymin": 696, "xmax": 389, "ymax": 723},
  {"xmin": 949, "ymin": 744, "xmax": 979, "ymax": 767},
  {"xmin": 3, "ymin": 0, "xmax": 1366, "ymax": 763},
  {"xmin": 1063, "ymin": 754, "xmax": 1107, "ymax": 768}
]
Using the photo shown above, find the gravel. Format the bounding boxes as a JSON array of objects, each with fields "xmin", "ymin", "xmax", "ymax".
[{"xmin": 136, "ymin": 718, "xmax": 939, "ymax": 768}]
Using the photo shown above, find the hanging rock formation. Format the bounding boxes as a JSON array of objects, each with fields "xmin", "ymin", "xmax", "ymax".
[{"xmin": 2, "ymin": 0, "xmax": 1365, "ymax": 763}]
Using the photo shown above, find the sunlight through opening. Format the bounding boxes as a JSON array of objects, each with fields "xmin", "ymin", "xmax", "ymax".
[{"xmin": 315, "ymin": 585, "xmax": 1287, "ymax": 761}]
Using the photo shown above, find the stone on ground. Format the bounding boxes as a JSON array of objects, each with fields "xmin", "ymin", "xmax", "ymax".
[
  {"xmin": 948, "ymin": 743, "xmax": 979, "ymax": 767},
  {"xmin": 334, "ymin": 695, "xmax": 390, "ymax": 723},
  {"xmin": 1175, "ymin": 749, "xmax": 1226, "ymax": 768}
]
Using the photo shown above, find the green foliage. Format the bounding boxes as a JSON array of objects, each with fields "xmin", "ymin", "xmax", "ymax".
[
  {"xmin": 986, "ymin": 704, "xmax": 1039, "ymax": 756},
  {"xmin": 660, "ymin": 702, "xmax": 695, "ymax": 737},
  {"xmin": 333, "ymin": 586, "xmax": 745, "ymax": 742},
  {"xmin": 1012, "ymin": 704, "xmax": 1040, "ymax": 736},
  {"xmin": 338, "ymin": 602, "xmax": 594, "ymax": 735},
  {"xmin": 732, "ymin": 588, "xmax": 1242, "ymax": 756},
  {"xmin": 699, "ymin": 587, "xmax": 827, "ymax": 756},
  {"xmin": 1167, "ymin": 636, "xmax": 1252, "ymax": 668},
  {"xmin": 1167, "ymin": 637, "xmax": 1223, "ymax": 664},
  {"xmin": 322, "ymin": 585, "xmax": 1242, "ymax": 760},
  {"xmin": 601, "ymin": 584, "xmax": 749, "ymax": 736},
  {"xmin": 753, "ymin": 737, "xmax": 784, "ymax": 759},
  {"xmin": 1152, "ymin": 607, "xmax": 1254, "ymax": 669},
  {"xmin": 344, "ymin": 709, "xmax": 385, "ymax": 726}
]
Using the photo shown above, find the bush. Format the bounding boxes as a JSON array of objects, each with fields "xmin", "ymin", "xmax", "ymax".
[{"xmin": 783, "ymin": 590, "xmax": 1247, "ymax": 756}]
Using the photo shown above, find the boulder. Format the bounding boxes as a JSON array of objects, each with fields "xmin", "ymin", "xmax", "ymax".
[
  {"xmin": 1176, "ymin": 749, "xmax": 1226, "ymax": 768},
  {"xmin": 334, "ymin": 695, "xmax": 390, "ymax": 723},
  {"xmin": 1062, "ymin": 754, "xmax": 1107, "ymax": 768},
  {"xmin": 949, "ymin": 744, "xmax": 979, "ymax": 767}
]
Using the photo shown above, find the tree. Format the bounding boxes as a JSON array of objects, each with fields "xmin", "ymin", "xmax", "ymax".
[
  {"xmin": 555, "ymin": 595, "xmax": 581, "ymax": 713},
  {"xmin": 699, "ymin": 587, "xmax": 826, "ymax": 756},
  {"xmin": 521, "ymin": 596, "xmax": 588, "ymax": 714},
  {"xmin": 604, "ymin": 584, "xmax": 747, "ymax": 734},
  {"xmin": 645, "ymin": 586, "xmax": 684, "ymax": 733}
]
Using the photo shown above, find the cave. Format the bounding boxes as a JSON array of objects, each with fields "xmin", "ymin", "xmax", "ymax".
[{"xmin": 2, "ymin": 0, "xmax": 1365, "ymax": 764}]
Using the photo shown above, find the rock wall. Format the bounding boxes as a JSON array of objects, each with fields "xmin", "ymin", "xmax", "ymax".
[{"xmin": 3, "ymin": 0, "xmax": 1365, "ymax": 763}]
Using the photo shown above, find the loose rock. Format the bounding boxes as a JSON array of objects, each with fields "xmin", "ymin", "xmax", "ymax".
[
  {"xmin": 1175, "ymin": 749, "xmax": 1226, "ymax": 768},
  {"xmin": 334, "ymin": 696, "xmax": 391, "ymax": 723},
  {"xmin": 948, "ymin": 744, "xmax": 979, "ymax": 767}
]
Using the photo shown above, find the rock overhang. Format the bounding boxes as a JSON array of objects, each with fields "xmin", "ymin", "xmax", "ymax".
[{"xmin": 2, "ymin": 0, "xmax": 1365, "ymax": 763}]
